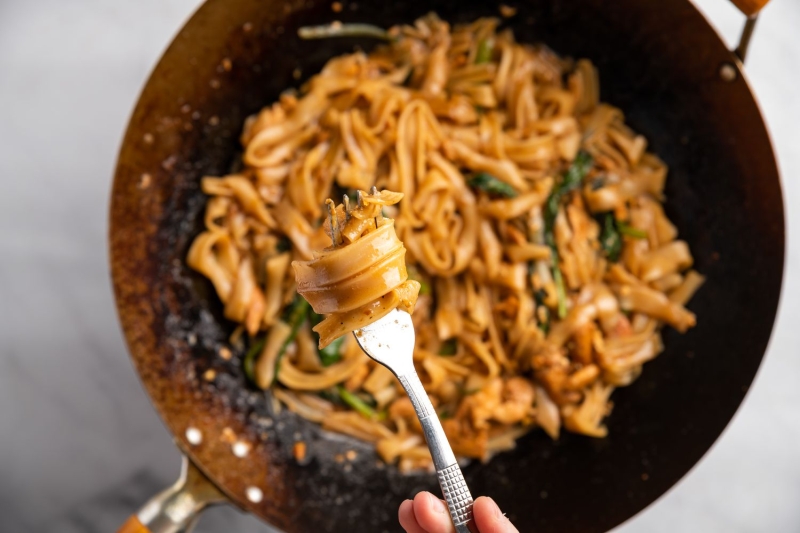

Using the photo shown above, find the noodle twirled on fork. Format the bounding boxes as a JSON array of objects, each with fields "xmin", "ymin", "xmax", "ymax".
[{"xmin": 293, "ymin": 190, "xmax": 421, "ymax": 348}]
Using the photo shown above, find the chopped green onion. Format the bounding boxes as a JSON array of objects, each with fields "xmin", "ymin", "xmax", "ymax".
[
  {"xmin": 243, "ymin": 337, "xmax": 266, "ymax": 384},
  {"xmin": 468, "ymin": 172, "xmax": 518, "ymax": 198},
  {"xmin": 475, "ymin": 39, "xmax": 493, "ymax": 64},
  {"xmin": 438, "ymin": 339, "xmax": 457, "ymax": 356},
  {"xmin": 617, "ymin": 221, "xmax": 648, "ymax": 239},
  {"xmin": 337, "ymin": 386, "xmax": 384, "ymax": 420},
  {"xmin": 543, "ymin": 150, "xmax": 594, "ymax": 318},
  {"xmin": 439, "ymin": 410, "xmax": 453, "ymax": 420},
  {"xmin": 599, "ymin": 213, "xmax": 622, "ymax": 262},
  {"xmin": 298, "ymin": 23, "xmax": 392, "ymax": 41}
]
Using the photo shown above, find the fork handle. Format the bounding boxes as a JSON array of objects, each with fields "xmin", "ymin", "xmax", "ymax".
[{"xmin": 398, "ymin": 371, "xmax": 475, "ymax": 533}]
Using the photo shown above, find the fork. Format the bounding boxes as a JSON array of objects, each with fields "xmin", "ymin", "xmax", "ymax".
[{"xmin": 354, "ymin": 308, "xmax": 475, "ymax": 533}]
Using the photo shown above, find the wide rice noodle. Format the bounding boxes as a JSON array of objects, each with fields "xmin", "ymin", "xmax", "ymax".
[{"xmin": 186, "ymin": 13, "xmax": 704, "ymax": 471}]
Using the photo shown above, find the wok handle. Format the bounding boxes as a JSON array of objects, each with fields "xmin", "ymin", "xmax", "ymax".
[
  {"xmin": 729, "ymin": 0, "xmax": 770, "ymax": 18},
  {"xmin": 116, "ymin": 455, "xmax": 226, "ymax": 533},
  {"xmin": 398, "ymin": 371, "xmax": 476, "ymax": 533},
  {"xmin": 723, "ymin": 0, "xmax": 772, "ymax": 63}
]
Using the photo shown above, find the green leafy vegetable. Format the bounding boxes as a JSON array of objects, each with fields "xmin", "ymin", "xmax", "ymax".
[
  {"xmin": 318, "ymin": 388, "xmax": 344, "ymax": 406},
  {"xmin": 475, "ymin": 39, "xmax": 493, "ymax": 64},
  {"xmin": 243, "ymin": 337, "xmax": 266, "ymax": 384},
  {"xmin": 276, "ymin": 236, "xmax": 292, "ymax": 252},
  {"xmin": 407, "ymin": 265, "xmax": 431, "ymax": 296},
  {"xmin": 543, "ymin": 150, "xmax": 594, "ymax": 318},
  {"xmin": 599, "ymin": 213, "xmax": 622, "ymax": 262},
  {"xmin": 561, "ymin": 150, "xmax": 594, "ymax": 191},
  {"xmin": 468, "ymin": 172, "xmax": 518, "ymax": 198},
  {"xmin": 597, "ymin": 215, "xmax": 647, "ymax": 263},
  {"xmin": 617, "ymin": 221, "xmax": 648, "ymax": 239},
  {"xmin": 337, "ymin": 386, "xmax": 384, "ymax": 420},
  {"xmin": 533, "ymin": 288, "xmax": 550, "ymax": 334},
  {"xmin": 589, "ymin": 176, "xmax": 606, "ymax": 191},
  {"xmin": 273, "ymin": 296, "xmax": 310, "ymax": 380},
  {"xmin": 319, "ymin": 336, "xmax": 345, "ymax": 366},
  {"xmin": 418, "ymin": 280, "xmax": 431, "ymax": 296},
  {"xmin": 308, "ymin": 309, "xmax": 344, "ymax": 366},
  {"xmin": 439, "ymin": 338, "xmax": 458, "ymax": 356}
]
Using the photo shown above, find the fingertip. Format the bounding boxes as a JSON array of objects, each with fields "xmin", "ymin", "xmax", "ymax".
[
  {"xmin": 414, "ymin": 491, "xmax": 455, "ymax": 533},
  {"xmin": 399, "ymin": 499, "xmax": 414, "ymax": 520},
  {"xmin": 399, "ymin": 499, "xmax": 425, "ymax": 533},
  {"xmin": 473, "ymin": 496, "xmax": 519, "ymax": 533},
  {"xmin": 475, "ymin": 496, "xmax": 502, "ymax": 519}
]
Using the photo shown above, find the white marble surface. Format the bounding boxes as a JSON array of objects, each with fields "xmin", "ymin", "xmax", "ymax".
[{"xmin": 0, "ymin": 1, "xmax": 797, "ymax": 531}]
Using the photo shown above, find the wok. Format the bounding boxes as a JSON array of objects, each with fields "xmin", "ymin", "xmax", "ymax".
[{"xmin": 111, "ymin": 0, "xmax": 783, "ymax": 531}]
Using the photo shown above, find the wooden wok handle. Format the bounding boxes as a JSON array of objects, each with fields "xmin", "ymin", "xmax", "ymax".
[
  {"xmin": 729, "ymin": 0, "xmax": 770, "ymax": 17},
  {"xmin": 118, "ymin": 515, "xmax": 151, "ymax": 533}
]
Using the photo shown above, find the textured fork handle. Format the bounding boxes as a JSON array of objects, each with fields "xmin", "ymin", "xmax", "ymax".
[{"xmin": 398, "ymin": 372, "xmax": 475, "ymax": 532}]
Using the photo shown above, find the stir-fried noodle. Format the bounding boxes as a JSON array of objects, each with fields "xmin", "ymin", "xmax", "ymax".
[{"xmin": 188, "ymin": 14, "xmax": 704, "ymax": 472}]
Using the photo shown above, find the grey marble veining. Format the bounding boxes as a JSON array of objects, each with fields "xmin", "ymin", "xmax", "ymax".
[{"xmin": 0, "ymin": 0, "xmax": 797, "ymax": 532}]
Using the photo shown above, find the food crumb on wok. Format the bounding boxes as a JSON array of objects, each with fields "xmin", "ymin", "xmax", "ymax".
[
  {"xmin": 221, "ymin": 427, "xmax": 237, "ymax": 444},
  {"xmin": 218, "ymin": 346, "xmax": 232, "ymax": 361},
  {"xmin": 203, "ymin": 369, "xmax": 216, "ymax": 381},
  {"xmin": 499, "ymin": 4, "xmax": 517, "ymax": 17},
  {"xmin": 293, "ymin": 441, "xmax": 307, "ymax": 461},
  {"xmin": 138, "ymin": 173, "xmax": 151, "ymax": 190}
]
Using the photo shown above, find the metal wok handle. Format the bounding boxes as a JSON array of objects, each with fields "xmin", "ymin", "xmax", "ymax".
[
  {"xmin": 398, "ymin": 371, "xmax": 476, "ymax": 533},
  {"xmin": 722, "ymin": 0, "xmax": 772, "ymax": 63},
  {"xmin": 118, "ymin": 455, "xmax": 226, "ymax": 533}
]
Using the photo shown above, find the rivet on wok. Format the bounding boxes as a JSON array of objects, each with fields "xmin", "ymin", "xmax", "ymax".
[
  {"xmin": 185, "ymin": 427, "xmax": 202, "ymax": 445},
  {"xmin": 719, "ymin": 62, "xmax": 737, "ymax": 82},
  {"xmin": 246, "ymin": 486, "xmax": 263, "ymax": 503},
  {"xmin": 232, "ymin": 440, "xmax": 251, "ymax": 458}
]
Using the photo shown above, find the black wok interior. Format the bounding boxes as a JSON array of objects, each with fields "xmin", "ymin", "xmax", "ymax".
[{"xmin": 138, "ymin": 0, "xmax": 784, "ymax": 530}]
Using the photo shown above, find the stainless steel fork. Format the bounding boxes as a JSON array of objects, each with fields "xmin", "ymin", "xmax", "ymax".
[{"xmin": 354, "ymin": 309, "xmax": 475, "ymax": 533}]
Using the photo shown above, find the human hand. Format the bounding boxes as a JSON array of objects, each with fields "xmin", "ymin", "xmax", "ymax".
[{"xmin": 399, "ymin": 491, "xmax": 519, "ymax": 533}]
